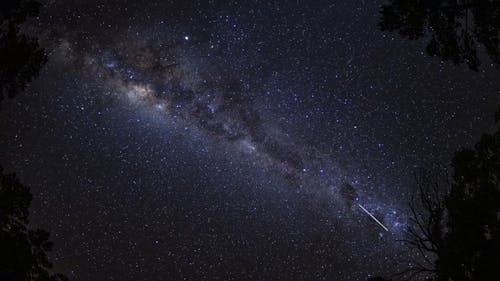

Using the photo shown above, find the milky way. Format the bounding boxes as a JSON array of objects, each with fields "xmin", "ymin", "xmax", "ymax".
[
  {"xmin": 2, "ymin": 0, "xmax": 500, "ymax": 280},
  {"xmin": 53, "ymin": 28, "xmax": 393, "ymax": 217}
]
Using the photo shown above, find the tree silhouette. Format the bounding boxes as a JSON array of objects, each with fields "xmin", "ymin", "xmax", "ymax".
[
  {"xmin": 398, "ymin": 170, "xmax": 447, "ymax": 280},
  {"xmin": 1, "ymin": 1, "xmax": 68, "ymax": 280},
  {"xmin": 0, "ymin": 167, "xmax": 69, "ymax": 281},
  {"xmin": 399, "ymin": 131, "xmax": 500, "ymax": 280},
  {"xmin": 379, "ymin": 0, "xmax": 500, "ymax": 70},
  {"xmin": 442, "ymin": 131, "xmax": 500, "ymax": 280},
  {"xmin": 0, "ymin": 0, "xmax": 47, "ymax": 107}
]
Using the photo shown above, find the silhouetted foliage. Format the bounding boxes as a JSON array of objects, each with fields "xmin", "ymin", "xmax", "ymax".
[
  {"xmin": 400, "ymin": 131, "xmax": 500, "ymax": 280},
  {"xmin": 0, "ymin": 0, "xmax": 47, "ymax": 107},
  {"xmin": 0, "ymin": 2, "xmax": 68, "ymax": 280},
  {"xmin": 379, "ymin": 0, "xmax": 500, "ymax": 70},
  {"xmin": 441, "ymin": 131, "xmax": 500, "ymax": 280},
  {"xmin": 0, "ymin": 166, "xmax": 69, "ymax": 281}
]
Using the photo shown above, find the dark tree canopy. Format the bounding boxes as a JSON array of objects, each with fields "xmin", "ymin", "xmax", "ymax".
[
  {"xmin": 0, "ymin": 0, "xmax": 47, "ymax": 107},
  {"xmin": 400, "ymin": 130, "xmax": 500, "ymax": 280},
  {"xmin": 0, "ymin": 2, "xmax": 67, "ymax": 280},
  {"xmin": 0, "ymin": 167, "xmax": 69, "ymax": 281},
  {"xmin": 441, "ymin": 131, "xmax": 500, "ymax": 280},
  {"xmin": 379, "ymin": 0, "xmax": 500, "ymax": 70}
]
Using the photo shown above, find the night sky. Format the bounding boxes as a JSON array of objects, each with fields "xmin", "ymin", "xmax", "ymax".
[{"xmin": 1, "ymin": 0, "xmax": 500, "ymax": 280}]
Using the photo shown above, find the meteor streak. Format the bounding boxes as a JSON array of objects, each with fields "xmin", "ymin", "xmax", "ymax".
[{"xmin": 358, "ymin": 204, "xmax": 389, "ymax": 232}]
